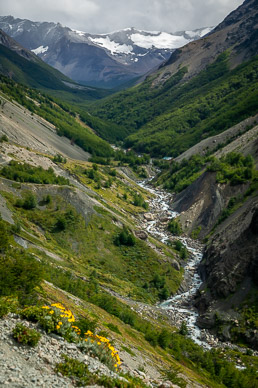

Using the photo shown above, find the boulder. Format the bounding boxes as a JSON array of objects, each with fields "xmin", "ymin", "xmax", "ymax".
[
  {"xmin": 171, "ymin": 259, "xmax": 180, "ymax": 271},
  {"xmin": 144, "ymin": 213, "xmax": 155, "ymax": 221},
  {"xmin": 135, "ymin": 230, "xmax": 148, "ymax": 240}
]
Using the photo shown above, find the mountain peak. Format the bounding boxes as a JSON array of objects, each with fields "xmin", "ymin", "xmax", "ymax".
[{"xmin": 0, "ymin": 15, "xmax": 212, "ymax": 88}]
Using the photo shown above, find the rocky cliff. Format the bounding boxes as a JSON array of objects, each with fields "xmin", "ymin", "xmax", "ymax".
[{"xmin": 195, "ymin": 198, "xmax": 258, "ymax": 348}]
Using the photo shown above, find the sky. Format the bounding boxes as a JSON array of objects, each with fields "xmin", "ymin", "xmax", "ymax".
[{"xmin": 0, "ymin": 0, "xmax": 244, "ymax": 33}]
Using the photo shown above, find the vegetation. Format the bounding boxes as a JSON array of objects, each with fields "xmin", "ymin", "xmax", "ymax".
[
  {"xmin": 0, "ymin": 44, "xmax": 111, "ymax": 103},
  {"xmin": 0, "ymin": 75, "xmax": 113, "ymax": 157},
  {"xmin": 156, "ymin": 154, "xmax": 208, "ymax": 192},
  {"xmin": 0, "ymin": 161, "xmax": 70, "ymax": 185},
  {"xmin": 12, "ymin": 323, "xmax": 41, "ymax": 346},
  {"xmin": 167, "ymin": 219, "xmax": 182, "ymax": 236},
  {"xmin": 91, "ymin": 54, "xmax": 258, "ymax": 157},
  {"xmin": 114, "ymin": 227, "xmax": 136, "ymax": 247},
  {"xmin": 207, "ymin": 152, "xmax": 256, "ymax": 185},
  {"xmin": 55, "ymin": 355, "xmax": 148, "ymax": 387},
  {"xmin": 156, "ymin": 152, "xmax": 257, "ymax": 196}
]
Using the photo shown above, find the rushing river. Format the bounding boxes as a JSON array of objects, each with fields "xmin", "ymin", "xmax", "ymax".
[{"xmin": 138, "ymin": 179, "xmax": 212, "ymax": 349}]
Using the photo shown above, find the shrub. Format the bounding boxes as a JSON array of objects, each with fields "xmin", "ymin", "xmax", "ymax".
[
  {"xmin": 74, "ymin": 316, "xmax": 98, "ymax": 337},
  {"xmin": 23, "ymin": 193, "xmax": 37, "ymax": 210},
  {"xmin": 114, "ymin": 227, "xmax": 136, "ymax": 246},
  {"xmin": 105, "ymin": 323, "xmax": 122, "ymax": 335},
  {"xmin": 55, "ymin": 355, "xmax": 142, "ymax": 388},
  {"xmin": 0, "ymin": 251, "xmax": 43, "ymax": 300},
  {"xmin": 20, "ymin": 305, "xmax": 44, "ymax": 322},
  {"xmin": 0, "ymin": 299, "xmax": 9, "ymax": 318},
  {"xmin": 12, "ymin": 323, "xmax": 41, "ymax": 346},
  {"xmin": 132, "ymin": 193, "xmax": 148, "ymax": 209},
  {"xmin": 0, "ymin": 135, "xmax": 8, "ymax": 143},
  {"xmin": 0, "ymin": 219, "xmax": 10, "ymax": 252},
  {"xmin": 81, "ymin": 330, "xmax": 121, "ymax": 371},
  {"xmin": 39, "ymin": 303, "xmax": 79, "ymax": 342},
  {"xmin": 168, "ymin": 219, "xmax": 182, "ymax": 236},
  {"xmin": 0, "ymin": 161, "xmax": 69, "ymax": 185}
]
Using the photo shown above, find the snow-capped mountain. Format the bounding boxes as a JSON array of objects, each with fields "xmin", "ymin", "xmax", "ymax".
[{"xmin": 0, "ymin": 16, "xmax": 213, "ymax": 88}]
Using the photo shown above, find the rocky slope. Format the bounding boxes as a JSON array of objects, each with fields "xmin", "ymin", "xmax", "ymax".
[
  {"xmin": 0, "ymin": 16, "xmax": 212, "ymax": 88},
  {"xmin": 156, "ymin": 0, "xmax": 258, "ymax": 85},
  {"xmin": 195, "ymin": 198, "xmax": 258, "ymax": 348},
  {"xmin": 171, "ymin": 123, "xmax": 258, "ymax": 238}
]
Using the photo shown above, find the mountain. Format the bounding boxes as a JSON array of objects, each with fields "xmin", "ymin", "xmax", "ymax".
[
  {"xmin": 0, "ymin": 15, "xmax": 212, "ymax": 88},
  {"xmin": 0, "ymin": 29, "xmax": 113, "ymax": 103},
  {"xmin": 89, "ymin": 0, "xmax": 258, "ymax": 154}
]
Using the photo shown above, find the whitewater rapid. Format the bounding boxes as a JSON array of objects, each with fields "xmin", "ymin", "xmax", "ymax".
[{"xmin": 138, "ymin": 180, "xmax": 212, "ymax": 349}]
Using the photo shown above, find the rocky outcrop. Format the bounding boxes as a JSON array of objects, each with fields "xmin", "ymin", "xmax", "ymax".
[
  {"xmin": 156, "ymin": 0, "xmax": 258, "ymax": 86},
  {"xmin": 171, "ymin": 171, "xmax": 249, "ymax": 238},
  {"xmin": 195, "ymin": 197, "xmax": 258, "ymax": 348}
]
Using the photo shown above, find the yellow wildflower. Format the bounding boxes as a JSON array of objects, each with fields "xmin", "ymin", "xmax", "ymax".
[
  {"xmin": 49, "ymin": 310, "xmax": 54, "ymax": 315},
  {"xmin": 56, "ymin": 325, "xmax": 60, "ymax": 330}
]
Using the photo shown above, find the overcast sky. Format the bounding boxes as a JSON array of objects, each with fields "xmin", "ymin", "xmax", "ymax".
[{"xmin": 0, "ymin": 0, "xmax": 244, "ymax": 33}]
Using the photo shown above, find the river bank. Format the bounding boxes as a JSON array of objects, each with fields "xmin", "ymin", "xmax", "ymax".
[{"xmin": 137, "ymin": 179, "xmax": 258, "ymax": 358}]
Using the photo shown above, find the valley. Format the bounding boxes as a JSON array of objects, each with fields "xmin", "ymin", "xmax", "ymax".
[{"xmin": 0, "ymin": 0, "xmax": 257, "ymax": 386}]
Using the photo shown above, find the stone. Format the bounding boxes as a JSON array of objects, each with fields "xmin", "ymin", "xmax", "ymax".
[
  {"xmin": 144, "ymin": 213, "xmax": 155, "ymax": 221},
  {"xmin": 135, "ymin": 230, "xmax": 148, "ymax": 240},
  {"xmin": 171, "ymin": 259, "xmax": 180, "ymax": 271}
]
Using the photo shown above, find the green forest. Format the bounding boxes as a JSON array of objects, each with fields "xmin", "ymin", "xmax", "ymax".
[{"xmin": 90, "ymin": 53, "xmax": 258, "ymax": 156}]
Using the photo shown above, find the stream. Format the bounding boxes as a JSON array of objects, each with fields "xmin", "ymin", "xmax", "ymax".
[{"xmin": 138, "ymin": 179, "xmax": 215, "ymax": 349}]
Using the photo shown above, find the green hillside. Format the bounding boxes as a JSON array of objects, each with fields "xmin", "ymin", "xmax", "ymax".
[
  {"xmin": 0, "ymin": 75, "xmax": 113, "ymax": 157},
  {"xmin": 0, "ymin": 44, "xmax": 112, "ymax": 104},
  {"xmin": 90, "ymin": 53, "xmax": 258, "ymax": 156}
]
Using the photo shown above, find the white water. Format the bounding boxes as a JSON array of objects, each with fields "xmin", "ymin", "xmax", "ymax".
[{"xmin": 138, "ymin": 180, "xmax": 212, "ymax": 349}]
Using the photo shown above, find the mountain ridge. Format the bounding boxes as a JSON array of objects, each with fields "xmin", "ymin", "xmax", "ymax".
[{"xmin": 0, "ymin": 15, "xmax": 212, "ymax": 88}]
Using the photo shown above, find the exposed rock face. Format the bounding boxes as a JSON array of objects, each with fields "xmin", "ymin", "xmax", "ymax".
[
  {"xmin": 156, "ymin": 0, "xmax": 258, "ymax": 86},
  {"xmin": 171, "ymin": 171, "xmax": 249, "ymax": 238},
  {"xmin": 195, "ymin": 198, "xmax": 258, "ymax": 348},
  {"xmin": 200, "ymin": 200, "xmax": 258, "ymax": 298}
]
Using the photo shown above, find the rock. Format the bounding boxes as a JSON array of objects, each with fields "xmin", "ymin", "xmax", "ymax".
[
  {"xmin": 135, "ymin": 230, "xmax": 148, "ymax": 240},
  {"xmin": 144, "ymin": 213, "xmax": 155, "ymax": 221},
  {"xmin": 171, "ymin": 259, "xmax": 180, "ymax": 271}
]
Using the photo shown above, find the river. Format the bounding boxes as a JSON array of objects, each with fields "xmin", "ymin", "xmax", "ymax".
[{"xmin": 138, "ymin": 179, "xmax": 214, "ymax": 349}]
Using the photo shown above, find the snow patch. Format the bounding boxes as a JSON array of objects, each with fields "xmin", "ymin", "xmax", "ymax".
[
  {"xmin": 72, "ymin": 29, "xmax": 86, "ymax": 37},
  {"xmin": 31, "ymin": 45, "xmax": 49, "ymax": 55},
  {"xmin": 186, "ymin": 27, "xmax": 213, "ymax": 38},
  {"xmin": 89, "ymin": 36, "xmax": 133, "ymax": 54},
  {"xmin": 130, "ymin": 32, "xmax": 189, "ymax": 49}
]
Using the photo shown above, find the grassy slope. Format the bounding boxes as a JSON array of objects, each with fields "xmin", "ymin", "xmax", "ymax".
[
  {"xmin": 90, "ymin": 54, "xmax": 258, "ymax": 156},
  {"xmin": 0, "ymin": 75, "xmax": 113, "ymax": 157}
]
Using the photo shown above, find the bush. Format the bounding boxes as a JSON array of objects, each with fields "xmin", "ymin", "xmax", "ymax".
[
  {"xmin": 12, "ymin": 323, "xmax": 41, "ymax": 346},
  {"xmin": 0, "ymin": 134, "xmax": 8, "ymax": 143},
  {"xmin": 20, "ymin": 306, "xmax": 44, "ymax": 322},
  {"xmin": 0, "ymin": 219, "xmax": 10, "ymax": 252},
  {"xmin": 55, "ymin": 355, "xmax": 143, "ymax": 387},
  {"xmin": 114, "ymin": 227, "xmax": 136, "ymax": 246},
  {"xmin": 81, "ymin": 330, "xmax": 121, "ymax": 371},
  {"xmin": 168, "ymin": 219, "xmax": 182, "ymax": 236},
  {"xmin": 0, "ymin": 251, "xmax": 43, "ymax": 300},
  {"xmin": 39, "ymin": 303, "xmax": 79, "ymax": 342},
  {"xmin": 1, "ymin": 161, "xmax": 69, "ymax": 185},
  {"xmin": 132, "ymin": 193, "xmax": 148, "ymax": 209},
  {"xmin": 105, "ymin": 323, "xmax": 122, "ymax": 335},
  {"xmin": 74, "ymin": 316, "xmax": 98, "ymax": 337},
  {"xmin": 0, "ymin": 299, "xmax": 9, "ymax": 318}
]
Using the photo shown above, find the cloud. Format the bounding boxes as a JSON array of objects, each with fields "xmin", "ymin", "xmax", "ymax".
[{"xmin": 0, "ymin": 0, "xmax": 244, "ymax": 33}]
